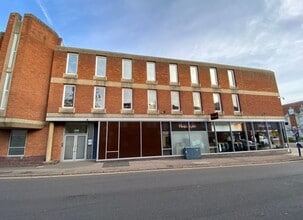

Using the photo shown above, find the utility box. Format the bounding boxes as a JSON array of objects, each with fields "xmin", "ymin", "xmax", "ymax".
[{"xmin": 183, "ymin": 147, "xmax": 201, "ymax": 159}]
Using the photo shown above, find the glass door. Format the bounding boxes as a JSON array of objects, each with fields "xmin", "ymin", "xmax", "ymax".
[{"xmin": 63, "ymin": 135, "xmax": 87, "ymax": 160}]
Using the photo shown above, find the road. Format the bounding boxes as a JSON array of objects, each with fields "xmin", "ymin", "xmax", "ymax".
[{"xmin": 0, "ymin": 161, "xmax": 303, "ymax": 220}]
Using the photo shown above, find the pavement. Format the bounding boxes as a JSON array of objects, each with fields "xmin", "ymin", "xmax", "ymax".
[{"xmin": 0, "ymin": 145, "xmax": 302, "ymax": 178}]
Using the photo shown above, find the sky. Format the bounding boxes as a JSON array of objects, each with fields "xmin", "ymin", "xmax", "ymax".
[{"xmin": 0, "ymin": 0, "xmax": 302, "ymax": 104}]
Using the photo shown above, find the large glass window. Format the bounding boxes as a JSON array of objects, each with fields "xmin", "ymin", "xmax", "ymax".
[
  {"xmin": 213, "ymin": 93, "xmax": 222, "ymax": 112},
  {"xmin": 95, "ymin": 56, "xmax": 106, "ymax": 77},
  {"xmin": 232, "ymin": 94, "xmax": 240, "ymax": 112},
  {"xmin": 161, "ymin": 122, "xmax": 172, "ymax": 155},
  {"xmin": 210, "ymin": 67, "xmax": 218, "ymax": 86},
  {"xmin": 94, "ymin": 87, "xmax": 105, "ymax": 109},
  {"xmin": 192, "ymin": 92, "xmax": 202, "ymax": 111},
  {"xmin": 227, "ymin": 69, "xmax": 236, "ymax": 87},
  {"xmin": 147, "ymin": 90, "xmax": 157, "ymax": 110},
  {"xmin": 171, "ymin": 122, "xmax": 190, "ymax": 155},
  {"xmin": 62, "ymin": 85, "xmax": 75, "ymax": 108},
  {"xmin": 169, "ymin": 64, "xmax": 178, "ymax": 83},
  {"xmin": 8, "ymin": 130, "xmax": 26, "ymax": 156},
  {"xmin": 171, "ymin": 91, "xmax": 180, "ymax": 111},
  {"xmin": 66, "ymin": 53, "xmax": 78, "ymax": 74},
  {"xmin": 8, "ymin": 33, "xmax": 19, "ymax": 68},
  {"xmin": 146, "ymin": 62, "xmax": 156, "ymax": 82},
  {"xmin": 0, "ymin": 73, "xmax": 11, "ymax": 109},
  {"xmin": 122, "ymin": 88, "xmax": 132, "ymax": 109},
  {"xmin": 190, "ymin": 66, "xmax": 199, "ymax": 84},
  {"xmin": 122, "ymin": 59, "xmax": 132, "ymax": 80}
]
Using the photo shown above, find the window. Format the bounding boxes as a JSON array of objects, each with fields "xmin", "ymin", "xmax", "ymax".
[
  {"xmin": 232, "ymin": 94, "xmax": 240, "ymax": 112},
  {"xmin": 94, "ymin": 87, "xmax": 105, "ymax": 109},
  {"xmin": 122, "ymin": 88, "xmax": 132, "ymax": 109},
  {"xmin": 122, "ymin": 59, "xmax": 132, "ymax": 80},
  {"xmin": 8, "ymin": 33, "xmax": 19, "ymax": 68},
  {"xmin": 147, "ymin": 62, "xmax": 156, "ymax": 82},
  {"xmin": 210, "ymin": 68, "xmax": 218, "ymax": 86},
  {"xmin": 147, "ymin": 90, "xmax": 157, "ymax": 110},
  {"xmin": 62, "ymin": 85, "xmax": 75, "ymax": 108},
  {"xmin": 171, "ymin": 91, "xmax": 180, "ymax": 111},
  {"xmin": 169, "ymin": 64, "xmax": 178, "ymax": 83},
  {"xmin": 66, "ymin": 53, "xmax": 78, "ymax": 74},
  {"xmin": 0, "ymin": 73, "xmax": 11, "ymax": 109},
  {"xmin": 8, "ymin": 130, "xmax": 26, "ymax": 156},
  {"xmin": 95, "ymin": 56, "xmax": 106, "ymax": 77},
  {"xmin": 190, "ymin": 66, "xmax": 199, "ymax": 84},
  {"xmin": 213, "ymin": 93, "xmax": 222, "ymax": 112},
  {"xmin": 192, "ymin": 92, "xmax": 202, "ymax": 111},
  {"xmin": 228, "ymin": 70, "xmax": 236, "ymax": 87}
]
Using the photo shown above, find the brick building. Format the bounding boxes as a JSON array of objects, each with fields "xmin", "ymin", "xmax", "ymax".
[
  {"xmin": 0, "ymin": 13, "xmax": 287, "ymax": 164},
  {"xmin": 283, "ymin": 101, "xmax": 303, "ymax": 139}
]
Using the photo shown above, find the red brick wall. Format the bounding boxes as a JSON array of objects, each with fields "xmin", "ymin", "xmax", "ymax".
[
  {"xmin": 25, "ymin": 127, "xmax": 49, "ymax": 157},
  {"xmin": 0, "ymin": 130, "xmax": 10, "ymax": 156}
]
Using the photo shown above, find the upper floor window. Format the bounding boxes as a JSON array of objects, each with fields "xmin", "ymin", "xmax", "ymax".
[
  {"xmin": 210, "ymin": 67, "xmax": 218, "ymax": 86},
  {"xmin": 94, "ymin": 87, "xmax": 105, "ymax": 109},
  {"xmin": 95, "ymin": 56, "xmax": 106, "ymax": 77},
  {"xmin": 190, "ymin": 66, "xmax": 199, "ymax": 84},
  {"xmin": 171, "ymin": 91, "xmax": 180, "ymax": 111},
  {"xmin": 169, "ymin": 64, "xmax": 178, "ymax": 83},
  {"xmin": 192, "ymin": 92, "xmax": 202, "ymax": 111},
  {"xmin": 122, "ymin": 88, "xmax": 132, "ymax": 109},
  {"xmin": 213, "ymin": 93, "xmax": 222, "ymax": 112},
  {"xmin": 232, "ymin": 94, "xmax": 240, "ymax": 112},
  {"xmin": 147, "ymin": 90, "xmax": 157, "ymax": 110},
  {"xmin": 147, "ymin": 62, "xmax": 156, "ymax": 82},
  {"xmin": 122, "ymin": 59, "xmax": 132, "ymax": 80},
  {"xmin": 8, "ymin": 129, "xmax": 27, "ymax": 156},
  {"xmin": 62, "ymin": 85, "xmax": 75, "ymax": 108},
  {"xmin": 7, "ymin": 33, "xmax": 19, "ymax": 69},
  {"xmin": 66, "ymin": 53, "xmax": 78, "ymax": 74},
  {"xmin": 0, "ymin": 73, "xmax": 11, "ymax": 109},
  {"xmin": 227, "ymin": 70, "xmax": 236, "ymax": 87}
]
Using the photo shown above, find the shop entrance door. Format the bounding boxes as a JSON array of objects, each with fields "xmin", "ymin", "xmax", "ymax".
[{"xmin": 64, "ymin": 135, "xmax": 87, "ymax": 160}]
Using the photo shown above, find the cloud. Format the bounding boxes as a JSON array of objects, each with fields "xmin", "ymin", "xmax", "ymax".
[{"xmin": 35, "ymin": 0, "xmax": 53, "ymax": 26}]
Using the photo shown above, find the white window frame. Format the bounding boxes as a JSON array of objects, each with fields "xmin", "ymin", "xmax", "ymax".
[
  {"xmin": 210, "ymin": 67, "xmax": 218, "ymax": 86},
  {"xmin": 171, "ymin": 91, "xmax": 180, "ymax": 111},
  {"xmin": 94, "ymin": 87, "xmax": 105, "ymax": 109},
  {"xmin": 190, "ymin": 66, "xmax": 199, "ymax": 84},
  {"xmin": 146, "ymin": 62, "xmax": 156, "ymax": 82},
  {"xmin": 192, "ymin": 92, "xmax": 202, "ymax": 111},
  {"xmin": 65, "ymin": 53, "xmax": 78, "ymax": 75},
  {"xmin": 228, "ymin": 69, "xmax": 236, "ymax": 87},
  {"xmin": 122, "ymin": 88, "xmax": 132, "ymax": 109},
  {"xmin": 8, "ymin": 129, "xmax": 27, "ymax": 156},
  {"xmin": 95, "ymin": 56, "xmax": 106, "ymax": 77},
  {"xmin": 147, "ymin": 90, "xmax": 157, "ymax": 110},
  {"xmin": 0, "ymin": 73, "xmax": 11, "ymax": 109},
  {"xmin": 62, "ymin": 85, "xmax": 76, "ymax": 108},
  {"xmin": 232, "ymin": 94, "xmax": 241, "ymax": 112},
  {"xmin": 213, "ymin": 93, "xmax": 222, "ymax": 112},
  {"xmin": 122, "ymin": 59, "xmax": 132, "ymax": 80},
  {"xmin": 169, "ymin": 64, "xmax": 178, "ymax": 83},
  {"xmin": 8, "ymin": 33, "xmax": 19, "ymax": 69}
]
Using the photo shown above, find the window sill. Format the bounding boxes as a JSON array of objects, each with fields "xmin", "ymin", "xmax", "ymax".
[
  {"xmin": 146, "ymin": 80, "xmax": 158, "ymax": 85},
  {"xmin": 93, "ymin": 76, "xmax": 107, "ymax": 81},
  {"xmin": 59, "ymin": 107, "xmax": 75, "ymax": 113},
  {"xmin": 147, "ymin": 109, "xmax": 159, "ymax": 115},
  {"xmin": 194, "ymin": 110, "xmax": 203, "ymax": 115},
  {"xmin": 63, "ymin": 73, "xmax": 78, "ymax": 79},
  {"xmin": 169, "ymin": 82, "xmax": 180, "ymax": 86},
  {"xmin": 91, "ymin": 108, "xmax": 106, "ymax": 114},
  {"xmin": 121, "ymin": 78, "xmax": 134, "ymax": 83},
  {"xmin": 171, "ymin": 110, "xmax": 183, "ymax": 115},
  {"xmin": 191, "ymin": 83, "xmax": 201, "ymax": 88},
  {"xmin": 120, "ymin": 109, "xmax": 134, "ymax": 114},
  {"xmin": 234, "ymin": 111, "xmax": 242, "ymax": 116}
]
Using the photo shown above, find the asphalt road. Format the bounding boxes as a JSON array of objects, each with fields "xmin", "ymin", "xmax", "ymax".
[{"xmin": 0, "ymin": 162, "xmax": 303, "ymax": 220}]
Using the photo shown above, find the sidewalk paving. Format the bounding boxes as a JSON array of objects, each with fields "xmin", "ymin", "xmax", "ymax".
[{"xmin": 0, "ymin": 147, "xmax": 302, "ymax": 178}]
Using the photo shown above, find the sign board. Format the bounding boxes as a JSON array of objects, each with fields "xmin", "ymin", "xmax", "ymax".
[{"xmin": 210, "ymin": 112, "xmax": 219, "ymax": 120}]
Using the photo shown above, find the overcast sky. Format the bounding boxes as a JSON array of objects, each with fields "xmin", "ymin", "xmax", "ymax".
[{"xmin": 1, "ymin": 0, "xmax": 302, "ymax": 104}]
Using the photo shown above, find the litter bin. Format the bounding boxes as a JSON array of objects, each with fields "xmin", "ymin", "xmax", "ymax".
[{"xmin": 183, "ymin": 147, "xmax": 201, "ymax": 159}]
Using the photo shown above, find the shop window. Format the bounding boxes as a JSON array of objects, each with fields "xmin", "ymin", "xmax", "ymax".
[
  {"xmin": 95, "ymin": 56, "xmax": 106, "ymax": 77},
  {"xmin": 66, "ymin": 53, "xmax": 78, "ymax": 74},
  {"xmin": 147, "ymin": 62, "xmax": 156, "ymax": 82},
  {"xmin": 62, "ymin": 85, "xmax": 75, "ymax": 108},
  {"xmin": 8, "ymin": 130, "xmax": 26, "ymax": 156},
  {"xmin": 161, "ymin": 122, "xmax": 172, "ymax": 155}
]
